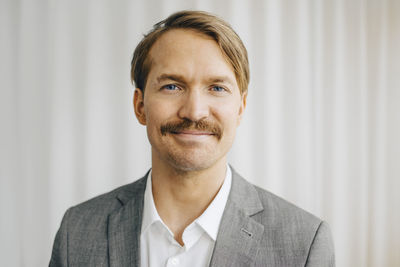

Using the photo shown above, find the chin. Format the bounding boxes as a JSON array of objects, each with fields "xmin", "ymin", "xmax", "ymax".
[{"xmin": 166, "ymin": 152, "xmax": 218, "ymax": 173}]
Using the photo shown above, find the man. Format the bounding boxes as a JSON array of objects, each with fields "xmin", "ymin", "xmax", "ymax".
[{"xmin": 50, "ymin": 10, "xmax": 335, "ymax": 267}]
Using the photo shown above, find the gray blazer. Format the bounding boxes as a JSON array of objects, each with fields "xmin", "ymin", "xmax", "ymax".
[{"xmin": 50, "ymin": 168, "xmax": 335, "ymax": 266}]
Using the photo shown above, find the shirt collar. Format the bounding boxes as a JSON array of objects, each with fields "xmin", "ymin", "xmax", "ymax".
[
  {"xmin": 141, "ymin": 169, "xmax": 162, "ymax": 235},
  {"xmin": 195, "ymin": 166, "xmax": 232, "ymax": 241},
  {"xmin": 141, "ymin": 165, "xmax": 232, "ymax": 241}
]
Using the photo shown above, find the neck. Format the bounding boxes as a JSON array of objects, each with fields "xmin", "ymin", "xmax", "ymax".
[{"xmin": 150, "ymin": 154, "xmax": 227, "ymax": 245}]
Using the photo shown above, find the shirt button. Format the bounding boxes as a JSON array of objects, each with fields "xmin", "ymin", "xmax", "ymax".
[{"xmin": 170, "ymin": 257, "xmax": 179, "ymax": 265}]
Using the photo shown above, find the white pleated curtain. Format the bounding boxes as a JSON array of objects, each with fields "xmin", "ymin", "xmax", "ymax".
[{"xmin": 1, "ymin": 0, "xmax": 399, "ymax": 266}]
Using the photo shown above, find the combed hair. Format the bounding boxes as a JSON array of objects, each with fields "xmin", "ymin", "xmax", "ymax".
[{"xmin": 130, "ymin": 10, "xmax": 249, "ymax": 94}]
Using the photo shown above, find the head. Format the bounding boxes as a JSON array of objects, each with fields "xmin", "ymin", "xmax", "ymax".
[
  {"xmin": 131, "ymin": 10, "xmax": 249, "ymax": 95},
  {"xmin": 131, "ymin": 11, "xmax": 249, "ymax": 172}
]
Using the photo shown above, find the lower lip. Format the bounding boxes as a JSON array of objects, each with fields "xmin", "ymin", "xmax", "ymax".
[{"xmin": 171, "ymin": 132, "xmax": 214, "ymax": 141}]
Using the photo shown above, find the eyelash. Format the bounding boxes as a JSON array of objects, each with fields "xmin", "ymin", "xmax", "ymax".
[
  {"xmin": 210, "ymin": 85, "xmax": 226, "ymax": 92},
  {"xmin": 162, "ymin": 84, "xmax": 180, "ymax": 91},
  {"xmin": 160, "ymin": 84, "xmax": 228, "ymax": 93}
]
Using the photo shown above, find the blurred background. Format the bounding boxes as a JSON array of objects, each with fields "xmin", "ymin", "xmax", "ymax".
[{"xmin": 1, "ymin": 0, "xmax": 399, "ymax": 266}]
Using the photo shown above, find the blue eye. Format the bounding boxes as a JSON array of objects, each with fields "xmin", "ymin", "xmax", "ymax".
[
  {"xmin": 211, "ymin": 86, "xmax": 225, "ymax": 92},
  {"xmin": 163, "ymin": 84, "xmax": 178, "ymax": 91}
]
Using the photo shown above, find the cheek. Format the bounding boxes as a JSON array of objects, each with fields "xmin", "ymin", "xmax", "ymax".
[
  {"xmin": 144, "ymin": 99, "xmax": 175, "ymax": 128},
  {"xmin": 214, "ymin": 104, "xmax": 241, "ymax": 135},
  {"xmin": 214, "ymin": 105, "xmax": 240, "ymax": 155}
]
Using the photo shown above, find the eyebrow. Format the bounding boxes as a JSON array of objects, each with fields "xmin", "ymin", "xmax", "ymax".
[
  {"xmin": 206, "ymin": 76, "xmax": 235, "ymax": 87},
  {"xmin": 156, "ymin": 73, "xmax": 236, "ymax": 87},
  {"xmin": 156, "ymin": 74, "xmax": 187, "ymax": 84}
]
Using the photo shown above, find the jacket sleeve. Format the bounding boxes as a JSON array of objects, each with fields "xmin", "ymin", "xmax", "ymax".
[
  {"xmin": 49, "ymin": 208, "xmax": 72, "ymax": 267},
  {"xmin": 305, "ymin": 221, "xmax": 335, "ymax": 267}
]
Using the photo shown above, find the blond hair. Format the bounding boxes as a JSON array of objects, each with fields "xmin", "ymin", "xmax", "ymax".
[{"xmin": 131, "ymin": 10, "xmax": 249, "ymax": 94}]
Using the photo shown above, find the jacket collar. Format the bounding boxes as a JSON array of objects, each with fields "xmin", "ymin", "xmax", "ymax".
[
  {"xmin": 209, "ymin": 166, "xmax": 265, "ymax": 266},
  {"xmin": 107, "ymin": 167, "xmax": 265, "ymax": 267},
  {"xmin": 108, "ymin": 171, "xmax": 148, "ymax": 267}
]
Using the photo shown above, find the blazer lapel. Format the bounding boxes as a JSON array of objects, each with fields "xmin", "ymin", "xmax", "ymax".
[
  {"xmin": 209, "ymin": 168, "xmax": 264, "ymax": 266},
  {"xmin": 108, "ymin": 175, "xmax": 148, "ymax": 267}
]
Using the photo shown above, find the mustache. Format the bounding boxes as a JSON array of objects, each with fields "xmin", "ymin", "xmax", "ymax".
[{"xmin": 160, "ymin": 119, "xmax": 222, "ymax": 140}]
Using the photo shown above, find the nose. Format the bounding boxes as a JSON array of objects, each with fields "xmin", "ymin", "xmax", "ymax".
[{"xmin": 177, "ymin": 90, "xmax": 209, "ymax": 121}]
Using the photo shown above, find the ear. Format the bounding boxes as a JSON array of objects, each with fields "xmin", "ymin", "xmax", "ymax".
[
  {"xmin": 133, "ymin": 88, "xmax": 146, "ymax": 125},
  {"xmin": 237, "ymin": 91, "xmax": 247, "ymax": 125}
]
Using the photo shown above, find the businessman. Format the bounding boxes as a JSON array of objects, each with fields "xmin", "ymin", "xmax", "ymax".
[{"xmin": 50, "ymin": 10, "xmax": 335, "ymax": 266}]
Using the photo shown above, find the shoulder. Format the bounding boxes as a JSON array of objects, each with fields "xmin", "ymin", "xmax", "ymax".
[
  {"xmin": 251, "ymin": 182, "xmax": 326, "ymax": 246},
  {"xmin": 253, "ymin": 183, "xmax": 322, "ymax": 227},
  {"xmin": 50, "ymin": 174, "xmax": 148, "ymax": 266},
  {"xmin": 230, "ymin": 168, "xmax": 334, "ymax": 265},
  {"xmin": 63, "ymin": 175, "xmax": 148, "ymax": 230},
  {"xmin": 230, "ymin": 168, "xmax": 321, "ymax": 228}
]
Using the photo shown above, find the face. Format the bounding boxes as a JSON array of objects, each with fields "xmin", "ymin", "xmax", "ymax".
[{"xmin": 134, "ymin": 29, "xmax": 247, "ymax": 172}]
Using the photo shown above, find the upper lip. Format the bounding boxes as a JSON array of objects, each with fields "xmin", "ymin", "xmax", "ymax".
[{"xmin": 172, "ymin": 130, "xmax": 214, "ymax": 135}]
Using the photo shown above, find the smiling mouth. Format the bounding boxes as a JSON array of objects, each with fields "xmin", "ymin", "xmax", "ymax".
[
  {"xmin": 171, "ymin": 131, "xmax": 214, "ymax": 136},
  {"xmin": 170, "ymin": 131, "xmax": 215, "ymax": 142}
]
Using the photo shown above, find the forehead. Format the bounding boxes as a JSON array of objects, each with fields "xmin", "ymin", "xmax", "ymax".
[{"xmin": 146, "ymin": 29, "xmax": 237, "ymax": 85}]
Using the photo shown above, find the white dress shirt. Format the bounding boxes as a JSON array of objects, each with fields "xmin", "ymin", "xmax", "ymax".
[{"xmin": 140, "ymin": 166, "xmax": 232, "ymax": 267}]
